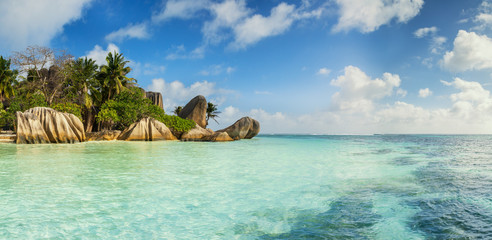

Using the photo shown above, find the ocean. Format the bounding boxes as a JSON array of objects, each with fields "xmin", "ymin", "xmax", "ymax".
[{"xmin": 0, "ymin": 135, "xmax": 491, "ymax": 239}]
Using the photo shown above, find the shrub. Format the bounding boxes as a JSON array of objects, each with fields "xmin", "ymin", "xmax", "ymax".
[
  {"xmin": 96, "ymin": 89, "xmax": 169, "ymax": 130},
  {"xmin": 51, "ymin": 102, "xmax": 82, "ymax": 120},
  {"xmin": 158, "ymin": 115, "xmax": 195, "ymax": 132}
]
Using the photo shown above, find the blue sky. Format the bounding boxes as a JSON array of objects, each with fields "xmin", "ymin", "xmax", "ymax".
[{"xmin": 3, "ymin": 0, "xmax": 492, "ymax": 134}]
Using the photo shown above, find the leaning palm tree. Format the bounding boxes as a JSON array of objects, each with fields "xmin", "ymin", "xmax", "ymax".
[
  {"xmin": 97, "ymin": 51, "xmax": 135, "ymax": 102},
  {"xmin": 206, "ymin": 102, "xmax": 221, "ymax": 125},
  {"xmin": 0, "ymin": 56, "xmax": 18, "ymax": 102}
]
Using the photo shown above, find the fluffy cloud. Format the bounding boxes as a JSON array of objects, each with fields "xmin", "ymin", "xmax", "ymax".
[
  {"xmin": 330, "ymin": 65, "xmax": 401, "ymax": 112},
  {"xmin": 84, "ymin": 43, "xmax": 120, "ymax": 65},
  {"xmin": 414, "ymin": 26, "xmax": 437, "ymax": 38},
  {"xmin": 473, "ymin": 1, "xmax": 492, "ymax": 30},
  {"xmin": 105, "ymin": 23, "xmax": 150, "ymax": 42},
  {"xmin": 152, "ymin": 0, "xmax": 210, "ymax": 22},
  {"xmin": 0, "ymin": 0, "xmax": 93, "ymax": 50},
  {"xmin": 333, "ymin": 0, "xmax": 424, "ymax": 33},
  {"xmin": 442, "ymin": 30, "xmax": 492, "ymax": 71},
  {"xmin": 418, "ymin": 88, "xmax": 432, "ymax": 98},
  {"xmin": 230, "ymin": 3, "xmax": 297, "ymax": 49},
  {"xmin": 156, "ymin": 0, "xmax": 321, "ymax": 51},
  {"xmin": 146, "ymin": 78, "xmax": 234, "ymax": 113}
]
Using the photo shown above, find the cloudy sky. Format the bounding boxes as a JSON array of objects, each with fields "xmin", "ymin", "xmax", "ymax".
[{"xmin": 2, "ymin": 0, "xmax": 492, "ymax": 134}]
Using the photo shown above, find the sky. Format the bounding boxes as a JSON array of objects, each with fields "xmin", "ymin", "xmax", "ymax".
[{"xmin": 2, "ymin": 0, "xmax": 492, "ymax": 134}]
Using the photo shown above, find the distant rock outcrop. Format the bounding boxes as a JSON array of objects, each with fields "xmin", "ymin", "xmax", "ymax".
[
  {"xmin": 178, "ymin": 95, "xmax": 207, "ymax": 128},
  {"xmin": 217, "ymin": 117, "xmax": 260, "ymax": 140},
  {"xmin": 16, "ymin": 107, "xmax": 86, "ymax": 144},
  {"xmin": 86, "ymin": 130, "xmax": 121, "ymax": 141},
  {"xmin": 145, "ymin": 91, "xmax": 163, "ymax": 109},
  {"xmin": 117, "ymin": 117, "xmax": 177, "ymax": 141}
]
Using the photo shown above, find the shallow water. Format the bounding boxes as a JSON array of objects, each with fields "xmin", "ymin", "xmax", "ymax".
[{"xmin": 0, "ymin": 135, "xmax": 491, "ymax": 239}]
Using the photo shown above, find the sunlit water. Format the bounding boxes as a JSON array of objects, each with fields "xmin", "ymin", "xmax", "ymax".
[{"xmin": 0, "ymin": 135, "xmax": 491, "ymax": 239}]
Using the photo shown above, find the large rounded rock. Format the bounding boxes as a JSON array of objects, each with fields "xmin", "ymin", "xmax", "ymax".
[
  {"xmin": 217, "ymin": 117, "xmax": 260, "ymax": 140},
  {"xmin": 145, "ymin": 91, "xmax": 163, "ymax": 109},
  {"xmin": 178, "ymin": 95, "xmax": 207, "ymax": 128},
  {"xmin": 16, "ymin": 107, "xmax": 86, "ymax": 144},
  {"xmin": 117, "ymin": 117, "xmax": 177, "ymax": 141}
]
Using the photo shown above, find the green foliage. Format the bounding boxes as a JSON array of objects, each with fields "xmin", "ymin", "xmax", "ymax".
[
  {"xmin": 206, "ymin": 102, "xmax": 221, "ymax": 125},
  {"xmin": 96, "ymin": 89, "xmax": 166, "ymax": 130},
  {"xmin": 173, "ymin": 106, "xmax": 183, "ymax": 115},
  {"xmin": 96, "ymin": 51, "xmax": 135, "ymax": 102},
  {"xmin": 51, "ymin": 102, "xmax": 82, "ymax": 120},
  {"xmin": 0, "ymin": 92, "xmax": 47, "ymax": 130},
  {"xmin": 28, "ymin": 92, "xmax": 48, "ymax": 108},
  {"xmin": 0, "ymin": 56, "xmax": 18, "ymax": 101},
  {"xmin": 159, "ymin": 115, "xmax": 195, "ymax": 132}
]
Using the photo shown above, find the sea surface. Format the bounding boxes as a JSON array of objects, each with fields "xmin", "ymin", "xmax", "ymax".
[{"xmin": 0, "ymin": 135, "xmax": 491, "ymax": 239}]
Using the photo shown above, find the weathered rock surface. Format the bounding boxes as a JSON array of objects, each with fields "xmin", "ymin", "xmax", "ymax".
[
  {"xmin": 217, "ymin": 117, "xmax": 260, "ymax": 140},
  {"xmin": 16, "ymin": 107, "xmax": 86, "ymax": 144},
  {"xmin": 86, "ymin": 130, "xmax": 121, "ymax": 141},
  {"xmin": 178, "ymin": 95, "xmax": 207, "ymax": 128},
  {"xmin": 208, "ymin": 132, "xmax": 234, "ymax": 142},
  {"xmin": 180, "ymin": 125, "xmax": 234, "ymax": 142},
  {"xmin": 117, "ymin": 117, "xmax": 177, "ymax": 141},
  {"xmin": 180, "ymin": 125, "xmax": 214, "ymax": 141},
  {"xmin": 145, "ymin": 91, "xmax": 164, "ymax": 109}
]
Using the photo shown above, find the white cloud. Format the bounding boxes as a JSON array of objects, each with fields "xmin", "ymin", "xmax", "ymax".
[
  {"xmin": 418, "ymin": 88, "xmax": 432, "ymax": 98},
  {"xmin": 414, "ymin": 26, "xmax": 437, "ymax": 38},
  {"xmin": 0, "ymin": 0, "xmax": 93, "ymax": 50},
  {"xmin": 230, "ymin": 3, "xmax": 297, "ymax": 49},
  {"xmin": 317, "ymin": 67, "xmax": 331, "ymax": 75},
  {"xmin": 473, "ymin": 1, "xmax": 492, "ymax": 30},
  {"xmin": 157, "ymin": 0, "xmax": 322, "ymax": 52},
  {"xmin": 330, "ymin": 65, "xmax": 401, "ymax": 112},
  {"xmin": 188, "ymin": 67, "xmax": 492, "ymax": 134},
  {"xmin": 84, "ymin": 43, "xmax": 120, "ymax": 66},
  {"xmin": 431, "ymin": 36, "xmax": 447, "ymax": 54},
  {"xmin": 333, "ymin": 0, "xmax": 424, "ymax": 33},
  {"xmin": 152, "ymin": 0, "xmax": 210, "ymax": 22},
  {"xmin": 147, "ymin": 78, "xmax": 234, "ymax": 113},
  {"xmin": 442, "ymin": 30, "xmax": 492, "ymax": 71},
  {"xmin": 105, "ymin": 23, "xmax": 150, "ymax": 42},
  {"xmin": 202, "ymin": 0, "xmax": 251, "ymax": 44}
]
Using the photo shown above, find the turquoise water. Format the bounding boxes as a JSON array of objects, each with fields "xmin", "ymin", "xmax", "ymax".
[{"xmin": 0, "ymin": 135, "xmax": 491, "ymax": 239}]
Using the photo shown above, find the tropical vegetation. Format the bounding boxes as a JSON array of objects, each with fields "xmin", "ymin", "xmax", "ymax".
[
  {"xmin": 0, "ymin": 46, "xmax": 196, "ymax": 133},
  {"xmin": 206, "ymin": 102, "xmax": 221, "ymax": 125}
]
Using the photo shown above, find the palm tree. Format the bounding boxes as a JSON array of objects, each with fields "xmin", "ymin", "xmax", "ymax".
[
  {"xmin": 173, "ymin": 106, "xmax": 183, "ymax": 115},
  {"xmin": 206, "ymin": 102, "xmax": 221, "ymax": 125},
  {"xmin": 66, "ymin": 57, "xmax": 99, "ymax": 132},
  {"xmin": 68, "ymin": 57, "xmax": 98, "ymax": 107},
  {"xmin": 0, "ymin": 56, "xmax": 18, "ymax": 102},
  {"xmin": 97, "ymin": 51, "xmax": 135, "ymax": 102}
]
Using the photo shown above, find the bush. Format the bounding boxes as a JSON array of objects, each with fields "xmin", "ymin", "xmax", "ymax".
[
  {"xmin": 51, "ymin": 102, "xmax": 82, "ymax": 120},
  {"xmin": 158, "ymin": 115, "xmax": 195, "ymax": 132},
  {"xmin": 96, "ymin": 89, "xmax": 168, "ymax": 130},
  {"xmin": 0, "ymin": 92, "xmax": 48, "ymax": 130}
]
